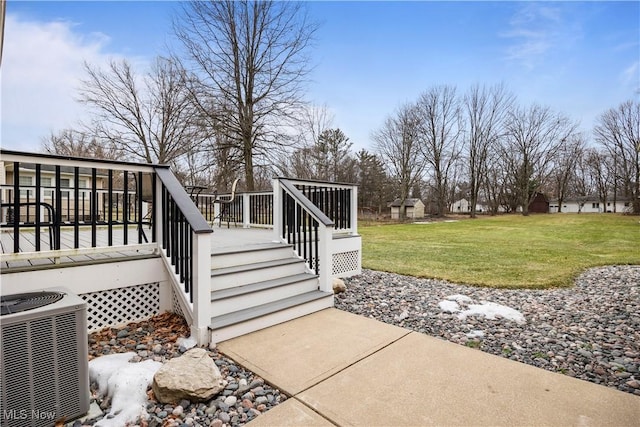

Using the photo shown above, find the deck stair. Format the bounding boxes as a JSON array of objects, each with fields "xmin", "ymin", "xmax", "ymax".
[{"xmin": 208, "ymin": 242, "xmax": 333, "ymax": 343}]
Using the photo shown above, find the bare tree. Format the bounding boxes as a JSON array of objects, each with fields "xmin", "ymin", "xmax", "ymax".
[
  {"xmin": 462, "ymin": 83, "xmax": 514, "ymax": 218},
  {"xmin": 577, "ymin": 148, "xmax": 615, "ymax": 212},
  {"xmin": 482, "ymin": 158, "xmax": 510, "ymax": 215},
  {"xmin": 502, "ymin": 104, "xmax": 578, "ymax": 215},
  {"xmin": 415, "ymin": 85, "xmax": 463, "ymax": 217},
  {"xmin": 79, "ymin": 57, "xmax": 202, "ymax": 165},
  {"xmin": 277, "ymin": 105, "xmax": 332, "ymax": 180},
  {"xmin": 594, "ymin": 100, "xmax": 640, "ymax": 214},
  {"xmin": 373, "ymin": 103, "xmax": 424, "ymax": 218},
  {"xmin": 41, "ymin": 128, "xmax": 120, "ymax": 160},
  {"xmin": 550, "ymin": 134, "xmax": 585, "ymax": 212},
  {"xmin": 174, "ymin": 0, "xmax": 317, "ymax": 191}
]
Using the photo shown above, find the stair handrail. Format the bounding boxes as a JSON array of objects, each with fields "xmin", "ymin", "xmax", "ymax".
[
  {"xmin": 275, "ymin": 178, "xmax": 334, "ymax": 294},
  {"xmin": 155, "ymin": 168, "xmax": 212, "ymax": 234},
  {"xmin": 154, "ymin": 167, "xmax": 212, "ymax": 345}
]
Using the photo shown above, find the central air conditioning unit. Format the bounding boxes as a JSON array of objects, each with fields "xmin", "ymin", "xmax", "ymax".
[{"xmin": 1, "ymin": 288, "xmax": 89, "ymax": 427}]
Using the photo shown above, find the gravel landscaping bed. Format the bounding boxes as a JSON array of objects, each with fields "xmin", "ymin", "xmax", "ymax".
[
  {"xmin": 335, "ymin": 265, "xmax": 640, "ymax": 396},
  {"xmin": 81, "ymin": 313, "xmax": 287, "ymax": 427}
]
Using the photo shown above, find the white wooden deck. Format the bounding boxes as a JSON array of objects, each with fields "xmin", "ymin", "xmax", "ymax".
[{"xmin": 0, "ymin": 226, "xmax": 277, "ymax": 270}]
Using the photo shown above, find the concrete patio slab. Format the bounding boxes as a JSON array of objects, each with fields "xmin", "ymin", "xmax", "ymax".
[
  {"xmin": 247, "ymin": 398, "xmax": 335, "ymax": 427},
  {"xmin": 218, "ymin": 308, "xmax": 410, "ymax": 395},
  {"xmin": 298, "ymin": 331, "xmax": 640, "ymax": 426}
]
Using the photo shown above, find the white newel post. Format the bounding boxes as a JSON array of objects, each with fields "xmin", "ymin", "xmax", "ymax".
[
  {"xmin": 213, "ymin": 201, "xmax": 221, "ymax": 227},
  {"xmin": 318, "ymin": 224, "xmax": 333, "ymax": 293},
  {"xmin": 154, "ymin": 174, "xmax": 164, "ymax": 248},
  {"xmin": 192, "ymin": 231, "xmax": 212, "ymax": 345},
  {"xmin": 272, "ymin": 179, "xmax": 282, "ymax": 242},
  {"xmin": 154, "ymin": 174, "xmax": 172, "ymax": 312},
  {"xmin": 350, "ymin": 185, "xmax": 358, "ymax": 235},
  {"xmin": 243, "ymin": 193, "xmax": 250, "ymax": 228}
]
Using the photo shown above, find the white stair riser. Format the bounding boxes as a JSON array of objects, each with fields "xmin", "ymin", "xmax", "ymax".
[
  {"xmin": 211, "ymin": 278, "xmax": 319, "ymax": 317},
  {"xmin": 211, "ymin": 246, "xmax": 294, "ymax": 269},
  {"xmin": 211, "ymin": 262, "xmax": 308, "ymax": 290},
  {"xmin": 210, "ymin": 297, "xmax": 334, "ymax": 343}
]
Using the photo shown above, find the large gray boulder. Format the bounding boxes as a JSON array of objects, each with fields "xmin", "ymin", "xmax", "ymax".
[{"xmin": 152, "ymin": 348, "xmax": 225, "ymax": 404}]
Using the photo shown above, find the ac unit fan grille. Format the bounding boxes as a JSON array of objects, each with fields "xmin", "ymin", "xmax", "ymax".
[
  {"xmin": 1, "ymin": 291, "xmax": 89, "ymax": 427},
  {"xmin": 1, "ymin": 291, "xmax": 64, "ymax": 315}
]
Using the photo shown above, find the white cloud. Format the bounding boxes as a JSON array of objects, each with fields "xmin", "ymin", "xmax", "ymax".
[
  {"xmin": 0, "ymin": 14, "xmax": 144, "ymax": 152},
  {"xmin": 501, "ymin": 3, "xmax": 581, "ymax": 70},
  {"xmin": 620, "ymin": 60, "xmax": 639, "ymax": 87}
]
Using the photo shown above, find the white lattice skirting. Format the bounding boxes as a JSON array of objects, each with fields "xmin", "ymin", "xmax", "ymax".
[
  {"xmin": 171, "ymin": 287, "xmax": 185, "ymax": 318},
  {"xmin": 332, "ymin": 250, "xmax": 361, "ymax": 277},
  {"xmin": 80, "ymin": 283, "xmax": 160, "ymax": 332}
]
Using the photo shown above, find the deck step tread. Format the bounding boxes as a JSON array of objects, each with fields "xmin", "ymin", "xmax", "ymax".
[
  {"xmin": 210, "ymin": 257, "xmax": 303, "ymax": 277},
  {"xmin": 210, "ymin": 290, "xmax": 332, "ymax": 330},
  {"xmin": 211, "ymin": 272, "xmax": 318, "ymax": 301},
  {"xmin": 211, "ymin": 242, "xmax": 292, "ymax": 256}
]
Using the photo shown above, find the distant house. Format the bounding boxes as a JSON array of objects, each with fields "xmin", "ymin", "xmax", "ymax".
[
  {"xmin": 1, "ymin": 162, "xmax": 109, "ymax": 222},
  {"xmin": 388, "ymin": 198, "xmax": 425, "ymax": 219},
  {"xmin": 549, "ymin": 197, "xmax": 633, "ymax": 213},
  {"xmin": 451, "ymin": 198, "xmax": 487, "ymax": 214},
  {"xmin": 528, "ymin": 192, "xmax": 549, "ymax": 213}
]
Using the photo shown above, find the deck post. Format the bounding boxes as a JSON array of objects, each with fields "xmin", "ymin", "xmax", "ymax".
[
  {"xmin": 272, "ymin": 179, "xmax": 282, "ymax": 242},
  {"xmin": 350, "ymin": 185, "xmax": 358, "ymax": 235},
  {"xmin": 154, "ymin": 174, "xmax": 164, "ymax": 253},
  {"xmin": 242, "ymin": 193, "xmax": 250, "ymax": 228},
  {"xmin": 191, "ymin": 231, "xmax": 212, "ymax": 345},
  {"xmin": 214, "ymin": 201, "xmax": 221, "ymax": 228},
  {"xmin": 318, "ymin": 224, "xmax": 332, "ymax": 293}
]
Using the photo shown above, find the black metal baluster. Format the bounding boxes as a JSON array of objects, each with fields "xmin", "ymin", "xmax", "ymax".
[
  {"xmin": 74, "ymin": 168, "xmax": 80, "ymax": 247},
  {"xmin": 123, "ymin": 171, "xmax": 129, "ymax": 245},
  {"xmin": 108, "ymin": 170, "xmax": 113, "ymax": 246},
  {"xmin": 54, "ymin": 166, "xmax": 61, "ymax": 250},
  {"xmin": 35, "ymin": 164, "xmax": 41, "ymax": 251},
  {"xmin": 91, "ymin": 168, "xmax": 97, "ymax": 247},
  {"xmin": 12, "ymin": 162, "xmax": 20, "ymax": 252}
]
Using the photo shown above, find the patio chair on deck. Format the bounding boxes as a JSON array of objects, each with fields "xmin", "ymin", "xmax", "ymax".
[{"xmin": 214, "ymin": 178, "xmax": 239, "ymax": 228}]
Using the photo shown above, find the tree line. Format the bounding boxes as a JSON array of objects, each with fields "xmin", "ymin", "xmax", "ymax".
[{"xmin": 41, "ymin": 1, "xmax": 639, "ymax": 215}]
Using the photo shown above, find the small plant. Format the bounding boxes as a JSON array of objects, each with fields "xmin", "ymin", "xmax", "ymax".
[
  {"xmin": 465, "ymin": 340, "xmax": 481, "ymax": 349},
  {"xmin": 532, "ymin": 351, "xmax": 548, "ymax": 359},
  {"xmin": 502, "ymin": 347, "xmax": 513, "ymax": 356},
  {"xmin": 558, "ymin": 368, "xmax": 568, "ymax": 375}
]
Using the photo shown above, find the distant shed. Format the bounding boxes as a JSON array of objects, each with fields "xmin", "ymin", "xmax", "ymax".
[{"xmin": 388, "ymin": 198, "xmax": 425, "ymax": 219}]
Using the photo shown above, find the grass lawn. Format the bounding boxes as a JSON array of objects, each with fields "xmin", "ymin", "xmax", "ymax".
[{"xmin": 360, "ymin": 214, "xmax": 640, "ymax": 289}]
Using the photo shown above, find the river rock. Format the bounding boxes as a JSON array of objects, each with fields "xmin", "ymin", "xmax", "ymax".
[
  {"xmin": 152, "ymin": 348, "xmax": 225, "ymax": 403},
  {"xmin": 332, "ymin": 278, "xmax": 347, "ymax": 294}
]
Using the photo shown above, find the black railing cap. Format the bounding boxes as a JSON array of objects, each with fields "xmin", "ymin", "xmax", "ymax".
[
  {"xmin": 276, "ymin": 176, "xmax": 358, "ymax": 187},
  {"xmin": 1, "ymin": 149, "xmax": 171, "ymax": 169},
  {"xmin": 155, "ymin": 168, "xmax": 212, "ymax": 234}
]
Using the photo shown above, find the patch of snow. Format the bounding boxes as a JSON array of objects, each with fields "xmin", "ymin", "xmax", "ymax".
[
  {"xmin": 457, "ymin": 302, "xmax": 526, "ymax": 325},
  {"xmin": 177, "ymin": 335, "xmax": 197, "ymax": 351},
  {"xmin": 438, "ymin": 300, "xmax": 460, "ymax": 313},
  {"xmin": 466, "ymin": 330, "xmax": 485, "ymax": 339},
  {"xmin": 445, "ymin": 294, "xmax": 473, "ymax": 304},
  {"xmin": 89, "ymin": 353, "xmax": 163, "ymax": 427},
  {"xmin": 88, "ymin": 352, "xmax": 136, "ymax": 396}
]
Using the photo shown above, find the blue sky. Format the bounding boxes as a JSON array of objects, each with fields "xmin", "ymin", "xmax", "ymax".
[{"xmin": 2, "ymin": 1, "xmax": 639, "ymax": 153}]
